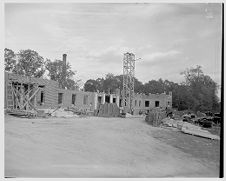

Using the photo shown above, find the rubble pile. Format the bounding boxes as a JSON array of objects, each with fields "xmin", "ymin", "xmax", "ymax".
[
  {"xmin": 51, "ymin": 108, "xmax": 79, "ymax": 118},
  {"xmin": 161, "ymin": 118, "xmax": 183, "ymax": 129}
]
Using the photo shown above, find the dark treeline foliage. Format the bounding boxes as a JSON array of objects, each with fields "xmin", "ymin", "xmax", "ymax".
[
  {"xmin": 84, "ymin": 66, "xmax": 220, "ymax": 112},
  {"xmin": 4, "ymin": 48, "xmax": 80, "ymax": 90}
]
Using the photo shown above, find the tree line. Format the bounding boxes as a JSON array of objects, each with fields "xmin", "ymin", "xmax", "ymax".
[
  {"xmin": 84, "ymin": 68, "xmax": 220, "ymax": 112},
  {"xmin": 5, "ymin": 48, "xmax": 220, "ymax": 112}
]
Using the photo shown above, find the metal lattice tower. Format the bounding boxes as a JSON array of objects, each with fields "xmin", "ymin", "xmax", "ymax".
[{"xmin": 122, "ymin": 52, "xmax": 135, "ymax": 113}]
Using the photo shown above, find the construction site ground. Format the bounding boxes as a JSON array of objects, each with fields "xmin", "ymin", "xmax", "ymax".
[{"xmin": 5, "ymin": 115, "xmax": 220, "ymax": 178}]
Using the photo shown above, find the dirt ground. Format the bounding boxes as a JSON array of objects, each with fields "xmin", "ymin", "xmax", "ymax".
[{"xmin": 5, "ymin": 115, "xmax": 220, "ymax": 178}]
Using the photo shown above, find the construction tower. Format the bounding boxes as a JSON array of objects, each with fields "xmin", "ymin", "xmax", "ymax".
[{"xmin": 122, "ymin": 52, "xmax": 135, "ymax": 113}]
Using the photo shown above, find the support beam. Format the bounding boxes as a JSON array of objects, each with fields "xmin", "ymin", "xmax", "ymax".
[
  {"xmin": 94, "ymin": 92, "xmax": 98, "ymax": 110},
  {"xmin": 110, "ymin": 94, "xmax": 113, "ymax": 103},
  {"xmin": 102, "ymin": 93, "xmax": 105, "ymax": 104},
  {"xmin": 22, "ymin": 87, "xmax": 40, "ymax": 110},
  {"xmin": 116, "ymin": 95, "xmax": 120, "ymax": 107}
]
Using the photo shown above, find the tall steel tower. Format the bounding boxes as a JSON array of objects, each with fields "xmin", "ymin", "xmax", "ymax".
[{"xmin": 122, "ymin": 52, "xmax": 135, "ymax": 113}]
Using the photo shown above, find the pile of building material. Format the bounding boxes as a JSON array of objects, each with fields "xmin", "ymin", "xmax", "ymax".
[
  {"xmin": 94, "ymin": 103, "xmax": 120, "ymax": 117},
  {"xmin": 196, "ymin": 111, "xmax": 206, "ymax": 117},
  {"xmin": 64, "ymin": 106, "xmax": 87, "ymax": 115},
  {"xmin": 36, "ymin": 110, "xmax": 49, "ymax": 118},
  {"xmin": 6, "ymin": 109, "xmax": 37, "ymax": 118},
  {"xmin": 161, "ymin": 117, "xmax": 183, "ymax": 128},
  {"xmin": 124, "ymin": 113, "xmax": 144, "ymax": 118},
  {"xmin": 51, "ymin": 108, "xmax": 79, "ymax": 118},
  {"xmin": 160, "ymin": 117, "xmax": 220, "ymax": 140},
  {"xmin": 181, "ymin": 122, "xmax": 220, "ymax": 140},
  {"xmin": 36, "ymin": 107, "xmax": 80, "ymax": 118},
  {"xmin": 145, "ymin": 109, "xmax": 166, "ymax": 127}
]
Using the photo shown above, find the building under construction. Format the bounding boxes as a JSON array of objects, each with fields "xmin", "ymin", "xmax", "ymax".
[{"xmin": 4, "ymin": 54, "xmax": 172, "ymax": 116}]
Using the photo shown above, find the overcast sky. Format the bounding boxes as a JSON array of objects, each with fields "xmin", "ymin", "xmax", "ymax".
[{"xmin": 5, "ymin": 3, "xmax": 222, "ymax": 89}]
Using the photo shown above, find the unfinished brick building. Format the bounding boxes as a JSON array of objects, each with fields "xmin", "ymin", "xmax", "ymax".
[{"xmin": 5, "ymin": 71, "xmax": 172, "ymax": 115}]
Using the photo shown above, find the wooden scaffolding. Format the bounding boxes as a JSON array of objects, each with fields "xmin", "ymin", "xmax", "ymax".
[{"xmin": 6, "ymin": 77, "xmax": 44, "ymax": 117}]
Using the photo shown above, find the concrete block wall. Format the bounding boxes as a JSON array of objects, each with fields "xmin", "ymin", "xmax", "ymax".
[
  {"xmin": 96, "ymin": 92, "xmax": 120, "ymax": 107},
  {"xmin": 58, "ymin": 89, "xmax": 96, "ymax": 111},
  {"xmin": 132, "ymin": 92, "xmax": 172, "ymax": 115}
]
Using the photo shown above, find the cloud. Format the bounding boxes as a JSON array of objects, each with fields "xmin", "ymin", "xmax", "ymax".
[
  {"xmin": 5, "ymin": 3, "xmax": 221, "ymax": 89},
  {"xmin": 142, "ymin": 50, "xmax": 181, "ymax": 62}
]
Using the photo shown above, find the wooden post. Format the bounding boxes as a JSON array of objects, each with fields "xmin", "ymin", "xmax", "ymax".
[
  {"xmin": 33, "ymin": 84, "xmax": 38, "ymax": 108},
  {"xmin": 110, "ymin": 94, "xmax": 113, "ymax": 103},
  {"xmin": 20, "ymin": 83, "xmax": 24, "ymax": 108},
  {"xmin": 16, "ymin": 83, "xmax": 19, "ymax": 109},
  {"xmin": 26, "ymin": 84, "xmax": 30, "ymax": 110},
  {"xmin": 11, "ymin": 82, "xmax": 15, "ymax": 109}
]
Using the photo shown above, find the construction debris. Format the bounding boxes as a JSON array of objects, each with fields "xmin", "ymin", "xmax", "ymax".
[
  {"xmin": 6, "ymin": 109, "xmax": 37, "ymax": 118},
  {"xmin": 51, "ymin": 108, "xmax": 79, "ymax": 118},
  {"xmin": 124, "ymin": 113, "xmax": 144, "ymax": 118},
  {"xmin": 159, "ymin": 117, "xmax": 220, "ymax": 140},
  {"xmin": 161, "ymin": 117, "xmax": 183, "ymax": 129},
  {"xmin": 181, "ymin": 122, "xmax": 220, "ymax": 140},
  {"xmin": 64, "ymin": 106, "xmax": 87, "ymax": 115},
  {"xmin": 94, "ymin": 103, "xmax": 120, "ymax": 117},
  {"xmin": 197, "ymin": 111, "xmax": 206, "ymax": 117}
]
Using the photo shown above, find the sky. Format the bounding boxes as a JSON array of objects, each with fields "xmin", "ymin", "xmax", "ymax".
[{"xmin": 5, "ymin": 3, "xmax": 222, "ymax": 91}]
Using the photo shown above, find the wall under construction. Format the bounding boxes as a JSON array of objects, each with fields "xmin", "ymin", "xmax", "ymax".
[
  {"xmin": 132, "ymin": 92, "xmax": 172, "ymax": 115},
  {"xmin": 57, "ymin": 89, "xmax": 96, "ymax": 111},
  {"xmin": 5, "ymin": 72, "xmax": 172, "ymax": 114},
  {"xmin": 5, "ymin": 72, "xmax": 59, "ymax": 110},
  {"xmin": 4, "ymin": 72, "xmax": 121, "ymax": 113}
]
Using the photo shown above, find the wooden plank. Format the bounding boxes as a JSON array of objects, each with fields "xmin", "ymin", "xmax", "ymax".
[
  {"xmin": 22, "ymin": 87, "xmax": 40, "ymax": 110},
  {"xmin": 12, "ymin": 87, "xmax": 22, "ymax": 109},
  {"xmin": 181, "ymin": 127, "xmax": 220, "ymax": 140}
]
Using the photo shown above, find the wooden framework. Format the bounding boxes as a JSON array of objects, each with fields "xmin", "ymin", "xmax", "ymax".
[{"xmin": 6, "ymin": 77, "xmax": 44, "ymax": 115}]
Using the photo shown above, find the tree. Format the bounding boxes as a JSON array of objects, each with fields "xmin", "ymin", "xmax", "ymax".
[
  {"xmin": 102, "ymin": 74, "xmax": 144, "ymax": 94},
  {"xmin": 4, "ymin": 48, "xmax": 16, "ymax": 71},
  {"xmin": 143, "ymin": 79, "xmax": 165, "ymax": 95},
  {"xmin": 46, "ymin": 59, "xmax": 80, "ymax": 90},
  {"xmin": 134, "ymin": 77, "xmax": 144, "ymax": 93},
  {"xmin": 13, "ymin": 49, "xmax": 45, "ymax": 77},
  {"xmin": 181, "ymin": 65, "xmax": 219, "ymax": 112},
  {"xmin": 96, "ymin": 78, "xmax": 104, "ymax": 92},
  {"xmin": 102, "ymin": 73, "xmax": 121, "ymax": 93},
  {"xmin": 84, "ymin": 79, "xmax": 98, "ymax": 92}
]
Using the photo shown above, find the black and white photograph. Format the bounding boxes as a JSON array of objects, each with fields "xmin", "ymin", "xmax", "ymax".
[{"xmin": 3, "ymin": 1, "xmax": 223, "ymax": 178}]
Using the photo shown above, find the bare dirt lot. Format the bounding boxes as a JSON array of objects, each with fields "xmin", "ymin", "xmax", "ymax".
[{"xmin": 5, "ymin": 115, "xmax": 220, "ymax": 178}]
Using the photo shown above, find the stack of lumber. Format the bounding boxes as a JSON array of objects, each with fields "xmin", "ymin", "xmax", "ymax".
[
  {"xmin": 181, "ymin": 122, "xmax": 220, "ymax": 140},
  {"xmin": 145, "ymin": 109, "xmax": 166, "ymax": 127},
  {"xmin": 6, "ymin": 109, "xmax": 37, "ymax": 118},
  {"xmin": 95, "ymin": 103, "xmax": 120, "ymax": 117}
]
